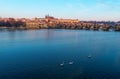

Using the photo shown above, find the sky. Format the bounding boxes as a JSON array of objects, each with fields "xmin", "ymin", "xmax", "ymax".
[{"xmin": 0, "ymin": 0, "xmax": 120, "ymax": 21}]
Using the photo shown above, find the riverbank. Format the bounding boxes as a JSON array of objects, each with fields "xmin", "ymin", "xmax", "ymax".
[
  {"xmin": 0, "ymin": 25, "xmax": 120, "ymax": 32},
  {"xmin": 0, "ymin": 16, "xmax": 120, "ymax": 31}
]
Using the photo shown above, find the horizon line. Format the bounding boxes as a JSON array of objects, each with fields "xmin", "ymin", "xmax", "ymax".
[{"xmin": 0, "ymin": 16, "xmax": 119, "ymax": 22}]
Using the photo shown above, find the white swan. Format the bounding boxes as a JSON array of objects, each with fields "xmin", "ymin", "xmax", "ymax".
[
  {"xmin": 88, "ymin": 54, "xmax": 92, "ymax": 58},
  {"xmin": 68, "ymin": 61, "xmax": 74, "ymax": 65},
  {"xmin": 60, "ymin": 62, "xmax": 64, "ymax": 66}
]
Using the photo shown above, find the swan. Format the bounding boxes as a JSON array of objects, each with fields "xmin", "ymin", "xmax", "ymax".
[
  {"xmin": 60, "ymin": 62, "xmax": 64, "ymax": 66},
  {"xmin": 68, "ymin": 61, "xmax": 74, "ymax": 65},
  {"xmin": 88, "ymin": 54, "xmax": 92, "ymax": 58}
]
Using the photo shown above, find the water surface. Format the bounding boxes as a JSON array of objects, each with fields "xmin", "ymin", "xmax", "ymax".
[{"xmin": 0, "ymin": 29, "xmax": 120, "ymax": 79}]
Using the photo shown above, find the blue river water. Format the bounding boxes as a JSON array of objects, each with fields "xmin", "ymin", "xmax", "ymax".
[{"xmin": 0, "ymin": 29, "xmax": 120, "ymax": 79}]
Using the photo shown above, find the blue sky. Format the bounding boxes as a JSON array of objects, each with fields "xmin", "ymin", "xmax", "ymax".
[{"xmin": 0, "ymin": 0, "xmax": 120, "ymax": 21}]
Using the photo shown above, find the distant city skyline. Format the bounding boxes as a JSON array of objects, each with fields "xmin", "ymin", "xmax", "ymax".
[{"xmin": 0, "ymin": 0, "xmax": 120, "ymax": 21}]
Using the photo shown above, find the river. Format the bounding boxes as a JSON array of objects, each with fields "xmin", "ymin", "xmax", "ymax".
[{"xmin": 0, "ymin": 29, "xmax": 120, "ymax": 79}]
